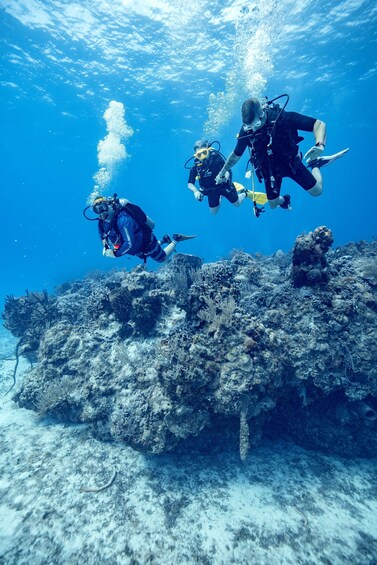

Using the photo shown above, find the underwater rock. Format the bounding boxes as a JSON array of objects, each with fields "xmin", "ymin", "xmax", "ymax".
[
  {"xmin": 109, "ymin": 287, "xmax": 132, "ymax": 323},
  {"xmin": 6, "ymin": 229, "xmax": 377, "ymax": 458},
  {"xmin": 131, "ymin": 292, "xmax": 163, "ymax": 335},
  {"xmin": 292, "ymin": 225, "xmax": 334, "ymax": 287},
  {"xmin": 171, "ymin": 252, "xmax": 203, "ymax": 272}
]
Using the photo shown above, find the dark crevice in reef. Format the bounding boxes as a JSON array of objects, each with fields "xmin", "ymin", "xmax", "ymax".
[
  {"xmin": 2, "ymin": 227, "xmax": 377, "ymax": 458},
  {"xmin": 264, "ymin": 390, "xmax": 377, "ymax": 458}
]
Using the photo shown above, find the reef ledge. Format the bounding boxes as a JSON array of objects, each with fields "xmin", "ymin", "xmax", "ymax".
[{"xmin": 3, "ymin": 226, "xmax": 377, "ymax": 459}]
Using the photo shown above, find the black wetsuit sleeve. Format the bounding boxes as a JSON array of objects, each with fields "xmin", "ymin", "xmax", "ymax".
[
  {"xmin": 188, "ymin": 167, "xmax": 197, "ymax": 184},
  {"xmin": 234, "ymin": 127, "xmax": 249, "ymax": 157},
  {"xmin": 284, "ymin": 111, "xmax": 316, "ymax": 132}
]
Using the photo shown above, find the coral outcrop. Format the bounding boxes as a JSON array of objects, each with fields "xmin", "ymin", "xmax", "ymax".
[
  {"xmin": 4, "ymin": 227, "xmax": 377, "ymax": 458},
  {"xmin": 292, "ymin": 225, "xmax": 334, "ymax": 287}
]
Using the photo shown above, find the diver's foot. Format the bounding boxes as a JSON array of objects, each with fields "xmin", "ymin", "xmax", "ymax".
[
  {"xmin": 279, "ymin": 194, "xmax": 292, "ymax": 210},
  {"xmin": 160, "ymin": 234, "xmax": 172, "ymax": 245},
  {"xmin": 172, "ymin": 233, "xmax": 197, "ymax": 243},
  {"xmin": 308, "ymin": 148, "xmax": 349, "ymax": 169},
  {"xmin": 237, "ymin": 187, "xmax": 248, "ymax": 195}
]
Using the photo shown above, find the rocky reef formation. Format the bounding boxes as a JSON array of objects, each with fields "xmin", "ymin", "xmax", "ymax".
[{"xmin": 3, "ymin": 227, "xmax": 377, "ymax": 458}]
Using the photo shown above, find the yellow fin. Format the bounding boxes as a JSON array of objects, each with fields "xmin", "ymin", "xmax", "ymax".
[
  {"xmin": 234, "ymin": 181, "xmax": 245, "ymax": 192},
  {"xmin": 247, "ymin": 191, "xmax": 268, "ymax": 205},
  {"xmin": 234, "ymin": 181, "xmax": 268, "ymax": 205}
]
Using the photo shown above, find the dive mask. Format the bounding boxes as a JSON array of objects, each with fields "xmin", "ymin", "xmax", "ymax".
[
  {"xmin": 194, "ymin": 148, "xmax": 210, "ymax": 161},
  {"xmin": 243, "ymin": 110, "xmax": 266, "ymax": 132},
  {"xmin": 93, "ymin": 200, "xmax": 109, "ymax": 215}
]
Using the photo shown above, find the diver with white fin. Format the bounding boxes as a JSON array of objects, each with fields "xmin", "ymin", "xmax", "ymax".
[
  {"xmin": 215, "ymin": 95, "xmax": 349, "ymax": 210},
  {"xmin": 83, "ymin": 194, "xmax": 196, "ymax": 264}
]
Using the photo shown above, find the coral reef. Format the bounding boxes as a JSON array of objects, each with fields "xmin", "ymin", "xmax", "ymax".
[
  {"xmin": 2, "ymin": 289, "xmax": 57, "ymax": 356},
  {"xmin": 292, "ymin": 226, "xmax": 334, "ymax": 287},
  {"xmin": 5, "ymin": 229, "xmax": 377, "ymax": 458}
]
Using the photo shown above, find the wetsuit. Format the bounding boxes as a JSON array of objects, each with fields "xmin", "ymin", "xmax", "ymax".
[
  {"xmin": 98, "ymin": 209, "xmax": 167, "ymax": 263},
  {"xmin": 188, "ymin": 150, "xmax": 238, "ymax": 208},
  {"xmin": 234, "ymin": 108, "xmax": 317, "ymax": 200}
]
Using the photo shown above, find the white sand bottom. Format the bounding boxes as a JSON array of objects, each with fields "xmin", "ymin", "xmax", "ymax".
[{"xmin": 0, "ymin": 333, "xmax": 376, "ymax": 564}]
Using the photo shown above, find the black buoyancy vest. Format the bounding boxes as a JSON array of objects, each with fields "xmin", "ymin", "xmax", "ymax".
[
  {"xmin": 251, "ymin": 105, "xmax": 304, "ymax": 163},
  {"xmin": 196, "ymin": 151, "xmax": 225, "ymax": 187}
]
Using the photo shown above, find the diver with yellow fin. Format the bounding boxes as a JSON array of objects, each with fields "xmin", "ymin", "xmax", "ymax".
[
  {"xmin": 185, "ymin": 139, "xmax": 247, "ymax": 215},
  {"xmin": 83, "ymin": 194, "xmax": 196, "ymax": 264}
]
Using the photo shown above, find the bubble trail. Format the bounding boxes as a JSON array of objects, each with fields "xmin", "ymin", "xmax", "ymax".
[{"xmin": 89, "ymin": 100, "xmax": 134, "ymax": 204}]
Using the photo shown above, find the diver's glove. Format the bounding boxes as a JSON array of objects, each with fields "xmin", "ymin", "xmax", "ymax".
[
  {"xmin": 304, "ymin": 143, "xmax": 325, "ymax": 164},
  {"xmin": 103, "ymin": 248, "xmax": 116, "ymax": 258},
  {"xmin": 215, "ymin": 170, "xmax": 230, "ymax": 185},
  {"xmin": 194, "ymin": 190, "xmax": 203, "ymax": 201}
]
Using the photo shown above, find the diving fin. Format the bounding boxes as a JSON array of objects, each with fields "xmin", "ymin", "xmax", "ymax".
[
  {"xmin": 234, "ymin": 182, "xmax": 268, "ymax": 205},
  {"xmin": 234, "ymin": 181, "xmax": 246, "ymax": 192},
  {"xmin": 172, "ymin": 234, "xmax": 197, "ymax": 242},
  {"xmin": 308, "ymin": 147, "xmax": 349, "ymax": 169},
  {"xmin": 245, "ymin": 190, "xmax": 268, "ymax": 205}
]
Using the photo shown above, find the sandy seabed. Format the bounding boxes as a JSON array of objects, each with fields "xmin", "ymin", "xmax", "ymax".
[{"xmin": 0, "ymin": 328, "xmax": 376, "ymax": 565}]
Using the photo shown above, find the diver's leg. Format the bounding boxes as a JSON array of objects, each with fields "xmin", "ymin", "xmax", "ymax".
[
  {"xmin": 269, "ymin": 197, "xmax": 283, "ymax": 209},
  {"xmin": 233, "ymin": 194, "xmax": 246, "ymax": 207},
  {"xmin": 208, "ymin": 189, "xmax": 221, "ymax": 215},
  {"xmin": 232, "ymin": 191, "xmax": 246, "ymax": 207},
  {"xmin": 266, "ymin": 177, "xmax": 286, "ymax": 209},
  {"xmin": 290, "ymin": 160, "xmax": 322, "ymax": 197},
  {"xmin": 163, "ymin": 241, "xmax": 177, "ymax": 259},
  {"xmin": 299, "ymin": 165, "xmax": 323, "ymax": 197},
  {"xmin": 222, "ymin": 182, "xmax": 245, "ymax": 207},
  {"xmin": 142, "ymin": 234, "xmax": 175, "ymax": 263},
  {"xmin": 307, "ymin": 167, "xmax": 323, "ymax": 196}
]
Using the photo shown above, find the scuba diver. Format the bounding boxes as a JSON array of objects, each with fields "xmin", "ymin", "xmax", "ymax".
[
  {"xmin": 83, "ymin": 195, "xmax": 195, "ymax": 263},
  {"xmin": 215, "ymin": 95, "xmax": 349, "ymax": 210},
  {"xmin": 187, "ymin": 139, "xmax": 247, "ymax": 215}
]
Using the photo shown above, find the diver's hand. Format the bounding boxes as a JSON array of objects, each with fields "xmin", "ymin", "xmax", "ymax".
[
  {"xmin": 215, "ymin": 170, "xmax": 229, "ymax": 184},
  {"xmin": 103, "ymin": 248, "xmax": 116, "ymax": 258},
  {"xmin": 304, "ymin": 144, "xmax": 324, "ymax": 163},
  {"xmin": 194, "ymin": 190, "xmax": 203, "ymax": 201}
]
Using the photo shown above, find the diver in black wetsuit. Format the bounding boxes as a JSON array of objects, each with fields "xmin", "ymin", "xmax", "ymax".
[
  {"xmin": 187, "ymin": 139, "xmax": 246, "ymax": 215},
  {"xmin": 216, "ymin": 97, "xmax": 349, "ymax": 210}
]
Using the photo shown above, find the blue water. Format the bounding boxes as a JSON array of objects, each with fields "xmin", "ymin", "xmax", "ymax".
[{"xmin": 1, "ymin": 0, "xmax": 376, "ymax": 301}]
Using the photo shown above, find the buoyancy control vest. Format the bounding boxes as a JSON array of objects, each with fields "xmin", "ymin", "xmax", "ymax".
[
  {"xmin": 100, "ymin": 199, "xmax": 153, "ymax": 252},
  {"xmin": 195, "ymin": 149, "xmax": 227, "ymax": 187},
  {"xmin": 246, "ymin": 104, "xmax": 305, "ymax": 188},
  {"xmin": 249, "ymin": 104, "xmax": 304, "ymax": 164}
]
